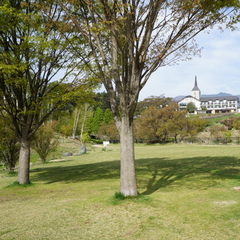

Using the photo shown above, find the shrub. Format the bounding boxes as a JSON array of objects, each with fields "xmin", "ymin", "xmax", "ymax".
[
  {"xmin": 0, "ymin": 118, "xmax": 20, "ymax": 172},
  {"xmin": 31, "ymin": 121, "xmax": 59, "ymax": 162}
]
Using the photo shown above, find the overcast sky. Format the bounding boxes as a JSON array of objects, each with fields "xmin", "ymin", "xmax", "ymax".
[{"xmin": 139, "ymin": 27, "xmax": 240, "ymax": 101}]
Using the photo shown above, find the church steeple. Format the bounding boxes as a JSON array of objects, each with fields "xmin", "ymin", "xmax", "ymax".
[{"xmin": 191, "ymin": 76, "xmax": 201, "ymax": 100}]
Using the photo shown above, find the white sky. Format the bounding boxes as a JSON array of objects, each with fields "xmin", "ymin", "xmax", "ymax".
[{"xmin": 139, "ymin": 27, "xmax": 240, "ymax": 100}]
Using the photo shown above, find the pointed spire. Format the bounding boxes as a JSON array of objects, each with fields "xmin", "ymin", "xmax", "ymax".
[{"xmin": 192, "ymin": 76, "xmax": 200, "ymax": 91}]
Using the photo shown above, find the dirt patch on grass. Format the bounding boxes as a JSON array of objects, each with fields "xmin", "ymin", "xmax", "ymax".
[
  {"xmin": 213, "ymin": 200, "xmax": 237, "ymax": 206},
  {"xmin": 49, "ymin": 159, "xmax": 67, "ymax": 162}
]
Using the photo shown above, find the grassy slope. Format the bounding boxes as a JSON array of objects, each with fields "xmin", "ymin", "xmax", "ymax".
[
  {"xmin": 1, "ymin": 143, "xmax": 240, "ymax": 240},
  {"xmin": 203, "ymin": 113, "xmax": 240, "ymax": 126}
]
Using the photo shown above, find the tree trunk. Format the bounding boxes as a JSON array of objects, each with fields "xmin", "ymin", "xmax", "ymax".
[
  {"xmin": 72, "ymin": 109, "xmax": 80, "ymax": 139},
  {"xmin": 119, "ymin": 115, "xmax": 138, "ymax": 196},
  {"xmin": 8, "ymin": 162, "xmax": 15, "ymax": 173},
  {"xmin": 80, "ymin": 104, "xmax": 88, "ymax": 144},
  {"xmin": 17, "ymin": 137, "xmax": 31, "ymax": 184}
]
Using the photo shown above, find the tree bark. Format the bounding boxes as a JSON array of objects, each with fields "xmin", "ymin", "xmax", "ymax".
[
  {"xmin": 72, "ymin": 109, "xmax": 80, "ymax": 139},
  {"xmin": 8, "ymin": 162, "xmax": 15, "ymax": 173},
  {"xmin": 17, "ymin": 137, "xmax": 31, "ymax": 184},
  {"xmin": 119, "ymin": 115, "xmax": 138, "ymax": 196}
]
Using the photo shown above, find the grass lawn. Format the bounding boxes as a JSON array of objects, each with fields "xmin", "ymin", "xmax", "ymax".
[{"xmin": 1, "ymin": 143, "xmax": 240, "ymax": 239}]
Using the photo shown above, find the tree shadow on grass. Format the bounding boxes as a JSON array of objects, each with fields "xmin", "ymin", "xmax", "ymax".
[
  {"xmin": 30, "ymin": 160, "xmax": 121, "ymax": 184},
  {"xmin": 137, "ymin": 156, "xmax": 240, "ymax": 195},
  {"xmin": 30, "ymin": 156, "xmax": 240, "ymax": 195}
]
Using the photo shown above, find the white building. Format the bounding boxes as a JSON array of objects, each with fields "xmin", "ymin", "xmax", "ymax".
[{"xmin": 178, "ymin": 77, "xmax": 239, "ymax": 114}]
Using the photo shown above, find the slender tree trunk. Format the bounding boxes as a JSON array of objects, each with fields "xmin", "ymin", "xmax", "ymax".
[
  {"xmin": 17, "ymin": 137, "xmax": 31, "ymax": 184},
  {"xmin": 72, "ymin": 109, "xmax": 80, "ymax": 139},
  {"xmin": 119, "ymin": 115, "xmax": 138, "ymax": 196},
  {"xmin": 80, "ymin": 104, "xmax": 88, "ymax": 144}
]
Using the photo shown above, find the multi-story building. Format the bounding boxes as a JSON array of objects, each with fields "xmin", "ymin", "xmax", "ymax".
[{"xmin": 178, "ymin": 77, "xmax": 239, "ymax": 114}]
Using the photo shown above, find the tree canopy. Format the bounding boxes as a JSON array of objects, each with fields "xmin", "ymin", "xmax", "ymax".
[
  {"xmin": 135, "ymin": 95, "xmax": 173, "ymax": 117},
  {"xmin": 135, "ymin": 103, "xmax": 187, "ymax": 143},
  {"xmin": 0, "ymin": 0, "xmax": 96, "ymax": 184}
]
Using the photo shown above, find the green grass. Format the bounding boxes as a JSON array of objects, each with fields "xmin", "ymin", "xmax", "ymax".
[
  {"xmin": 1, "ymin": 143, "xmax": 240, "ymax": 239},
  {"xmin": 205, "ymin": 113, "xmax": 240, "ymax": 126}
]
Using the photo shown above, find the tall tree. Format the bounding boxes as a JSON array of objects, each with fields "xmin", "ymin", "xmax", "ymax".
[
  {"xmin": 135, "ymin": 105, "xmax": 168, "ymax": 143},
  {"xmin": 0, "ymin": 0, "xmax": 94, "ymax": 184},
  {"xmin": 103, "ymin": 108, "xmax": 114, "ymax": 124},
  {"xmin": 135, "ymin": 103, "xmax": 187, "ymax": 143},
  {"xmin": 135, "ymin": 95, "xmax": 173, "ymax": 117},
  {"xmin": 71, "ymin": 103, "xmax": 92, "ymax": 142},
  {"xmin": 94, "ymin": 92, "xmax": 111, "ymax": 111},
  {"xmin": 59, "ymin": 0, "xmax": 240, "ymax": 196},
  {"xmin": 89, "ymin": 106, "xmax": 104, "ymax": 134}
]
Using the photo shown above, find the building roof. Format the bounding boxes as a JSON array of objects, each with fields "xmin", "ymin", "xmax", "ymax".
[
  {"xmin": 178, "ymin": 95, "xmax": 200, "ymax": 102},
  {"xmin": 191, "ymin": 76, "xmax": 200, "ymax": 91},
  {"xmin": 200, "ymin": 96, "xmax": 239, "ymax": 102},
  {"xmin": 178, "ymin": 95, "xmax": 239, "ymax": 103}
]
